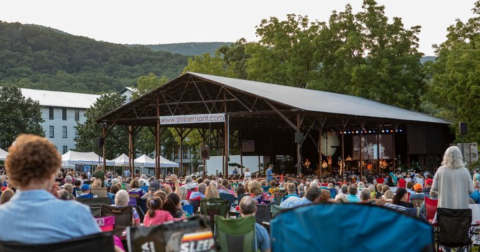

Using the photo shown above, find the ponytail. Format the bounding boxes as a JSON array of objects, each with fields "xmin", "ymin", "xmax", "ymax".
[
  {"xmin": 147, "ymin": 197, "xmax": 163, "ymax": 218},
  {"xmin": 393, "ymin": 188, "xmax": 407, "ymax": 205}
]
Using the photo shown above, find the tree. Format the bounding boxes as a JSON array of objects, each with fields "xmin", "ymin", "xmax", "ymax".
[
  {"xmin": 0, "ymin": 86, "xmax": 43, "ymax": 148},
  {"xmin": 75, "ymin": 93, "xmax": 127, "ymax": 159},
  {"xmin": 182, "ymin": 52, "xmax": 236, "ymax": 77},
  {"xmin": 245, "ymin": 14, "xmax": 321, "ymax": 88},
  {"xmin": 427, "ymin": 1, "xmax": 480, "ymax": 142},
  {"xmin": 312, "ymin": 0, "xmax": 425, "ymax": 110},
  {"xmin": 132, "ymin": 73, "xmax": 169, "ymax": 99}
]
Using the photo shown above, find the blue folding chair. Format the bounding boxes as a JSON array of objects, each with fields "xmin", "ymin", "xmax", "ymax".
[
  {"xmin": 271, "ymin": 203, "xmax": 434, "ymax": 251},
  {"xmin": 182, "ymin": 205, "xmax": 194, "ymax": 216}
]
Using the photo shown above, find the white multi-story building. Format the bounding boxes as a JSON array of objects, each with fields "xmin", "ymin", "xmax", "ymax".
[{"xmin": 21, "ymin": 88, "xmax": 100, "ymax": 154}]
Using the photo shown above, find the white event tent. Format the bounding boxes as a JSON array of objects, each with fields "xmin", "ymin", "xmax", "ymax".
[
  {"xmin": 0, "ymin": 148, "xmax": 8, "ymax": 161},
  {"xmin": 133, "ymin": 154, "xmax": 179, "ymax": 168},
  {"xmin": 62, "ymin": 151, "xmax": 114, "ymax": 166},
  {"xmin": 112, "ymin": 153, "xmax": 130, "ymax": 166}
]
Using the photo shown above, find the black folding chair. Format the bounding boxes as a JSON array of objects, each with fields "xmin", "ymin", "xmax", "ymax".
[
  {"xmin": 0, "ymin": 231, "xmax": 115, "ymax": 252},
  {"xmin": 101, "ymin": 205, "xmax": 133, "ymax": 237},
  {"xmin": 436, "ymin": 208, "xmax": 474, "ymax": 252},
  {"xmin": 219, "ymin": 193, "xmax": 236, "ymax": 208},
  {"xmin": 200, "ymin": 198, "xmax": 229, "ymax": 231},
  {"xmin": 76, "ymin": 197, "xmax": 111, "ymax": 217}
]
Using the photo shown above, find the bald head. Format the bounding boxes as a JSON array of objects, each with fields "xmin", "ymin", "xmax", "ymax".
[{"xmin": 239, "ymin": 196, "xmax": 257, "ymax": 216}]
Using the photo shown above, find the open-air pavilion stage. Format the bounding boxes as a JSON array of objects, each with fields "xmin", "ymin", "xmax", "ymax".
[{"xmin": 96, "ymin": 72, "xmax": 452, "ymax": 179}]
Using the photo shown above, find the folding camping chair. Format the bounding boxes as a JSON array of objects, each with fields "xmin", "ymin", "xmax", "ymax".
[
  {"xmin": 0, "ymin": 232, "xmax": 115, "ymax": 252},
  {"xmin": 436, "ymin": 208, "xmax": 474, "ymax": 252},
  {"xmin": 200, "ymin": 198, "xmax": 229, "ymax": 230},
  {"xmin": 76, "ymin": 197, "xmax": 111, "ymax": 217},
  {"xmin": 189, "ymin": 199, "xmax": 201, "ymax": 214},
  {"xmin": 424, "ymin": 196, "xmax": 438, "ymax": 223},
  {"xmin": 101, "ymin": 205, "xmax": 133, "ymax": 238},
  {"xmin": 329, "ymin": 188, "xmax": 337, "ymax": 199},
  {"xmin": 219, "ymin": 193, "xmax": 236, "ymax": 208},
  {"xmin": 214, "ymin": 216, "xmax": 257, "ymax": 252},
  {"xmin": 255, "ymin": 202, "xmax": 273, "ymax": 225},
  {"xmin": 91, "ymin": 188, "xmax": 108, "ymax": 198},
  {"xmin": 95, "ymin": 216, "xmax": 116, "ymax": 232},
  {"xmin": 128, "ymin": 191, "xmax": 145, "ymax": 221},
  {"xmin": 270, "ymin": 203, "xmax": 434, "ymax": 251},
  {"xmin": 271, "ymin": 205, "xmax": 286, "ymax": 217}
]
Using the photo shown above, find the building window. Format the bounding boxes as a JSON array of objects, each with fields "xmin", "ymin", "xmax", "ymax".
[
  {"xmin": 62, "ymin": 108, "xmax": 67, "ymax": 120},
  {"xmin": 49, "ymin": 108, "xmax": 54, "ymax": 120},
  {"xmin": 63, "ymin": 146, "xmax": 68, "ymax": 154},
  {"xmin": 183, "ymin": 148, "xmax": 188, "ymax": 158},
  {"xmin": 75, "ymin": 109, "xmax": 80, "ymax": 121},
  {"xmin": 49, "ymin": 126, "xmax": 54, "ymax": 138},
  {"xmin": 62, "ymin": 126, "xmax": 67, "ymax": 138}
]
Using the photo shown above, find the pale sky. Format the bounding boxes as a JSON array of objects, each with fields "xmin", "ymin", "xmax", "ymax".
[{"xmin": 1, "ymin": 0, "xmax": 477, "ymax": 56}]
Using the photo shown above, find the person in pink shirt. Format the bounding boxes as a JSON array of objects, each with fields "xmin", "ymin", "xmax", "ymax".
[{"xmin": 143, "ymin": 197, "xmax": 174, "ymax": 227}]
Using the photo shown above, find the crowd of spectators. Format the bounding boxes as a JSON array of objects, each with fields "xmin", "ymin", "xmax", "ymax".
[{"xmin": 0, "ymin": 135, "xmax": 475, "ymax": 251}]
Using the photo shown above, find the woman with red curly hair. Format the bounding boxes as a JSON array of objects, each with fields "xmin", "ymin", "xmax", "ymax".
[{"xmin": 0, "ymin": 134, "xmax": 101, "ymax": 244}]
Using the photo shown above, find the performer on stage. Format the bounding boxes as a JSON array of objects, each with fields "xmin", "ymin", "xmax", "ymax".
[{"xmin": 322, "ymin": 160, "xmax": 328, "ymax": 170}]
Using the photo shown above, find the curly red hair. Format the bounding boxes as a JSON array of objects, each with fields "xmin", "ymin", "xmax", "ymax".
[{"xmin": 5, "ymin": 134, "xmax": 60, "ymax": 187}]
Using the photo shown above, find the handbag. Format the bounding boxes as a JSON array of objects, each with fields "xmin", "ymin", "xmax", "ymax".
[{"xmin": 127, "ymin": 215, "xmax": 217, "ymax": 252}]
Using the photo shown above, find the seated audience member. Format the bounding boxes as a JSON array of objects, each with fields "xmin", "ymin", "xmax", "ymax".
[
  {"xmin": 178, "ymin": 186, "xmax": 190, "ymax": 206},
  {"xmin": 280, "ymin": 187, "xmax": 321, "ymax": 208},
  {"xmin": 317, "ymin": 189, "xmax": 332, "ymax": 203},
  {"xmin": 281, "ymin": 183, "xmax": 299, "ymax": 202},
  {"xmin": 0, "ymin": 188, "xmax": 14, "ymax": 204},
  {"xmin": 163, "ymin": 193, "xmax": 184, "ymax": 219},
  {"xmin": 359, "ymin": 189, "xmax": 372, "ymax": 204},
  {"xmin": 346, "ymin": 185, "xmax": 360, "ymax": 203},
  {"xmin": 219, "ymin": 179, "xmax": 234, "ymax": 195},
  {"xmin": 470, "ymin": 181, "xmax": 480, "ymax": 204},
  {"xmin": 383, "ymin": 190, "xmax": 394, "ymax": 202},
  {"xmin": 236, "ymin": 184, "xmax": 245, "ymax": 197},
  {"xmin": 77, "ymin": 184, "xmax": 93, "ymax": 198},
  {"xmin": 423, "ymin": 179, "xmax": 433, "ymax": 194},
  {"xmin": 142, "ymin": 181, "xmax": 161, "ymax": 200},
  {"xmin": 248, "ymin": 180, "xmax": 272, "ymax": 205},
  {"xmin": 397, "ymin": 175, "xmax": 406, "ymax": 188},
  {"xmin": 58, "ymin": 189, "xmax": 75, "ymax": 200},
  {"xmin": 205, "ymin": 184, "xmax": 220, "ymax": 199},
  {"xmin": 410, "ymin": 183, "xmax": 425, "ymax": 201},
  {"xmin": 72, "ymin": 180, "xmax": 81, "ymax": 197},
  {"xmin": 239, "ymin": 196, "xmax": 271, "ymax": 252},
  {"xmin": 62, "ymin": 184, "xmax": 75, "ymax": 199},
  {"xmin": 406, "ymin": 181, "xmax": 415, "ymax": 195},
  {"xmin": 0, "ymin": 134, "xmax": 101, "ymax": 244},
  {"xmin": 392, "ymin": 188, "xmax": 414, "ymax": 208},
  {"xmin": 190, "ymin": 183, "xmax": 207, "ymax": 200},
  {"xmin": 368, "ymin": 185, "xmax": 376, "ymax": 199},
  {"xmin": 143, "ymin": 196, "xmax": 174, "ymax": 227},
  {"xmin": 129, "ymin": 179, "xmax": 145, "ymax": 197},
  {"xmin": 55, "ymin": 171, "xmax": 64, "ymax": 185},
  {"xmin": 114, "ymin": 190, "xmax": 140, "ymax": 226},
  {"xmin": 138, "ymin": 174, "xmax": 150, "ymax": 187},
  {"xmin": 108, "ymin": 185, "xmax": 120, "ymax": 204},
  {"xmin": 335, "ymin": 193, "xmax": 349, "ymax": 203}
]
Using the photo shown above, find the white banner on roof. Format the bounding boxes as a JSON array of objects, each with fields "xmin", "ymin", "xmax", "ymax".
[{"xmin": 159, "ymin": 113, "xmax": 225, "ymax": 125}]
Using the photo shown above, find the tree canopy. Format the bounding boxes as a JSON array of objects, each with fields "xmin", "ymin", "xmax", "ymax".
[
  {"xmin": 183, "ymin": 0, "xmax": 425, "ymax": 110},
  {"xmin": 0, "ymin": 86, "xmax": 43, "ymax": 149},
  {"xmin": 427, "ymin": 1, "xmax": 480, "ymax": 142},
  {"xmin": 75, "ymin": 93, "xmax": 127, "ymax": 158}
]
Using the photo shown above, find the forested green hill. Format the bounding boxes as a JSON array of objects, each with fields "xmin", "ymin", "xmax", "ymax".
[
  {"xmin": 0, "ymin": 21, "xmax": 189, "ymax": 93},
  {"xmin": 132, "ymin": 42, "xmax": 233, "ymax": 56}
]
